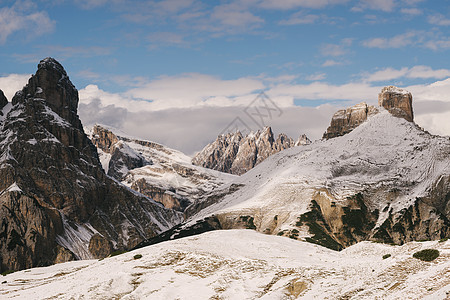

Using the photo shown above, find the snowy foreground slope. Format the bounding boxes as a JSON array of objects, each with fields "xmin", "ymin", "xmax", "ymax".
[{"xmin": 1, "ymin": 230, "xmax": 449, "ymax": 299}]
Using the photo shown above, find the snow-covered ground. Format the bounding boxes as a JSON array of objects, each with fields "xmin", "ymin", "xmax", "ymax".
[{"xmin": 1, "ymin": 230, "xmax": 449, "ymax": 299}]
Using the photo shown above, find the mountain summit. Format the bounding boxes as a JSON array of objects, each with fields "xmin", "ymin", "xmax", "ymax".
[{"xmin": 0, "ymin": 58, "xmax": 181, "ymax": 272}]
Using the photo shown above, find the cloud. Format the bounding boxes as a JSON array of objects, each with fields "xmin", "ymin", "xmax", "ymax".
[
  {"xmin": 259, "ymin": 0, "xmax": 350, "ymax": 10},
  {"xmin": 428, "ymin": 14, "xmax": 450, "ymax": 26},
  {"xmin": 77, "ymin": 73, "xmax": 450, "ymax": 154},
  {"xmin": 125, "ymin": 73, "xmax": 265, "ymax": 110},
  {"xmin": 400, "ymin": 8, "xmax": 422, "ymax": 15},
  {"xmin": 321, "ymin": 38, "xmax": 352, "ymax": 57},
  {"xmin": 279, "ymin": 12, "xmax": 319, "ymax": 25},
  {"xmin": 362, "ymin": 31, "xmax": 419, "ymax": 48},
  {"xmin": 0, "ymin": 74, "xmax": 31, "ymax": 100},
  {"xmin": 0, "ymin": 4, "xmax": 55, "ymax": 44},
  {"xmin": 322, "ymin": 59, "xmax": 345, "ymax": 67},
  {"xmin": 352, "ymin": 0, "xmax": 396, "ymax": 12},
  {"xmin": 306, "ymin": 73, "xmax": 327, "ymax": 81},
  {"xmin": 364, "ymin": 66, "xmax": 450, "ymax": 82}
]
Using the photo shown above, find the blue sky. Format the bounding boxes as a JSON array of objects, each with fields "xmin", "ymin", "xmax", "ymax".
[{"xmin": 1, "ymin": 0, "xmax": 450, "ymax": 153}]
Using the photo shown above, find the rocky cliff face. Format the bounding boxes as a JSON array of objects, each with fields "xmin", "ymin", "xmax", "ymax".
[
  {"xmin": 323, "ymin": 102, "xmax": 378, "ymax": 139},
  {"xmin": 0, "ymin": 58, "xmax": 181, "ymax": 272},
  {"xmin": 193, "ymin": 127, "xmax": 310, "ymax": 175},
  {"xmin": 0, "ymin": 89, "xmax": 8, "ymax": 114},
  {"xmin": 378, "ymin": 86, "xmax": 414, "ymax": 122}
]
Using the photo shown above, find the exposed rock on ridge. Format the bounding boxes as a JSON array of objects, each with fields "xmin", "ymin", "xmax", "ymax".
[
  {"xmin": 323, "ymin": 86, "xmax": 414, "ymax": 140},
  {"xmin": 322, "ymin": 102, "xmax": 378, "ymax": 139},
  {"xmin": 378, "ymin": 85, "xmax": 414, "ymax": 122},
  {"xmin": 193, "ymin": 127, "xmax": 311, "ymax": 175},
  {"xmin": 0, "ymin": 58, "xmax": 181, "ymax": 272}
]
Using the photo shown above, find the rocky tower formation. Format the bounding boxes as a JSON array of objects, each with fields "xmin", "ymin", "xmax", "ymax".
[
  {"xmin": 0, "ymin": 58, "xmax": 181, "ymax": 272},
  {"xmin": 322, "ymin": 102, "xmax": 378, "ymax": 139},
  {"xmin": 193, "ymin": 127, "xmax": 310, "ymax": 175},
  {"xmin": 378, "ymin": 86, "xmax": 414, "ymax": 122}
]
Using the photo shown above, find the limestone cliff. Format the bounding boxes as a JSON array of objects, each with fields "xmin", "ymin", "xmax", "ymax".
[{"xmin": 378, "ymin": 86, "xmax": 414, "ymax": 122}]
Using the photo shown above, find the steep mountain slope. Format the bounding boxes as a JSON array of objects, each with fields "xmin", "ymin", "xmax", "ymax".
[
  {"xmin": 1, "ymin": 230, "xmax": 449, "ymax": 299},
  {"xmin": 192, "ymin": 127, "xmax": 311, "ymax": 175},
  {"xmin": 89, "ymin": 125, "xmax": 237, "ymax": 212},
  {"xmin": 0, "ymin": 58, "xmax": 181, "ymax": 272},
  {"xmin": 145, "ymin": 90, "xmax": 449, "ymax": 250}
]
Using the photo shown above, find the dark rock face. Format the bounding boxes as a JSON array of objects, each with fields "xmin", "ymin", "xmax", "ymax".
[
  {"xmin": 0, "ymin": 58, "xmax": 181, "ymax": 273},
  {"xmin": 323, "ymin": 102, "xmax": 378, "ymax": 139},
  {"xmin": 0, "ymin": 89, "xmax": 8, "ymax": 113},
  {"xmin": 193, "ymin": 127, "xmax": 309, "ymax": 175},
  {"xmin": 378, "ymin": 86, "xmax": 414, "ymax": 122}
]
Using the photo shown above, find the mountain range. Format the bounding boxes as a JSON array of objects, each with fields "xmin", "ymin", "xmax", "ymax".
[{"xmin": 0, "ymin": 58, "xmax": 448, "ymax": 299}]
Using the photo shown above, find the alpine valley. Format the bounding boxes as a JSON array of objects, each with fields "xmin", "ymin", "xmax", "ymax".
[{"xmin": 0, "ymin": 58, "xmax": 449, "ymax": 299}]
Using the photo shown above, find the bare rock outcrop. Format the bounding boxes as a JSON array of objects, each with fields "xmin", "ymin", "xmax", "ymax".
[
  {"xmin": 0, "ymin": 89, "xmax": 7, "ymax": 113},
  {"xmin": 378, "ymin": 86, "xmax": 414, "ymax": 122},
  {"xmin": 323, "ymin": 102, "xmax": 378, "ymax": 139},
  {"xmin": 193, "ymin": 127, "xmax": 310, "ymax": 175}
]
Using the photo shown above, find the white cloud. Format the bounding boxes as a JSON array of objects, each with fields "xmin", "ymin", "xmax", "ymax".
[
  {"xmin": 400, "ymin": 8, "xmax": 422, "ymax": 15},
  {"xmin": 0, "ymin": 4, "xmax": 55, "ymax": 44},
  {"xmin": 259, "ymin": 0, "xmax": 350, "ymax": 10},
  {"xmin": 364, "ymin": 66, "xmax": 450, "ymax": 82},
  {"xmin": 279, "ymin": 12, "xmax": 319, "ymax": 25},
  {"xmin": 321, "ymin": 38, "xmax": 353, "ymax": 57},
  {"xmin": 0, "ymin": 74, "xmax": 31, "ymax": 100},
  {"xmin": 125, "ymin": 73, "xmax": 265, "ymax": 110},
  {"xmin": 352, "ymin": 0, "xmax": 396, "ymax": 12},
  {"xmin": 306, "ymin": 73, "xmax": 327, "ymax": 81},
  {"xmin": 362, "ymin": 31, "xmax": 419, "ymax": 48},
  {"xmin": 428, "ymin": 14, "xmax": 450, "ymax": 26},
  {"xmin": 322, "ymin": 59, "xmax": 344, "ymax": 67}
]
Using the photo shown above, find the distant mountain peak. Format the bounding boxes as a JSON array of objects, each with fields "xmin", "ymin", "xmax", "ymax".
[{"xmin": 193, "ymin": 126, "xmax": 310, "ymax": 175}]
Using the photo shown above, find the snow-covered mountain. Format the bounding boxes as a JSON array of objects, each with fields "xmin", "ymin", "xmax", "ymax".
[
  {"xmin": 1, "ymin": 230, "xmax": 449, "ymax": 299},
  {"xmin": 141, "ymin": 90, "xmax": 449, "ymax": 250},
  {"xmin": 89, "ymin": 125, "xmax": 236, "ymax": 211}
]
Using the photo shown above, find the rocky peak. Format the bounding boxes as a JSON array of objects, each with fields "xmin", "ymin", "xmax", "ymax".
[
  {"xmin": 295, "ymin": 134, "xmax": 312, "ymax": 146},
  {"xmin": 323, "ymin": 102, "xmax": 378, "ymax": 139},
  {"xmin": 193, "ymin": 127, "xmax": 309, "ymax": 175},
  {"xmin": 378, "ymin": 86, "xmax": 414, "ymax": 122},
  {"xmin": 12, "ymin": 57, "xmax": 79, "ymax": 127},
  {"xmin": 0, "ymin": 59, "xmax": 181, "ymax": 273}
]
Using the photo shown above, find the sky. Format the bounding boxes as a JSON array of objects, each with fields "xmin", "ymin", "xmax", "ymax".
[{"xmin": 0, "ymin": 0, "xmax": 450, "ymax": 154}]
